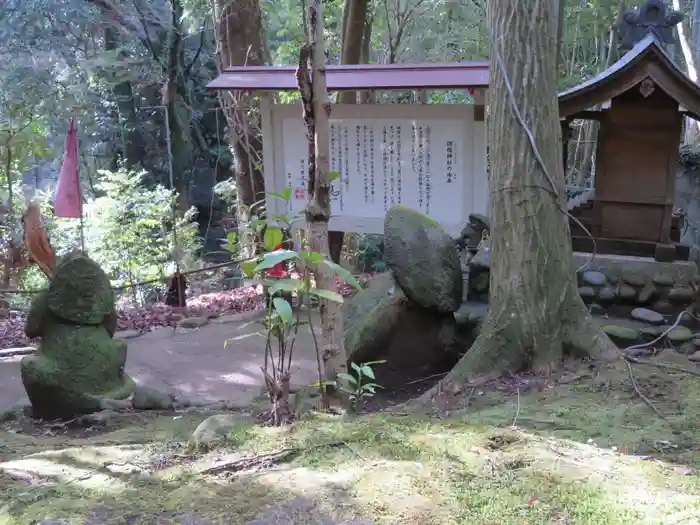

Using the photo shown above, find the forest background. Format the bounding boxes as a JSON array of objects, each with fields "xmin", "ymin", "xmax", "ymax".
[{"xmin": 1, "ymin": 0, "xmax": 696, "ymax": 301}]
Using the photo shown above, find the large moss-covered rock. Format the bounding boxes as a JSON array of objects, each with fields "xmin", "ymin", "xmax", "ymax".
[
  {"xmin": 343, "ymin": 272, "xmax": 407, "ymax": 363},
  {"xmin": 383, "ymin": 206, "xmax": 462, "ymax": 313},
  {"xmin": 21, "ymin": 255, "xmax": 132, "ymax": 420},
  {"xmin": 343, "ymin": 272, "xmax": 459, "ymax": 379}
]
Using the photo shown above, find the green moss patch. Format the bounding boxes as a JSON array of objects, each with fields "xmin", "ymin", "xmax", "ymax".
[{"xmin": 2, "ymin": 356, "xmax": 700, "ymax": 524}]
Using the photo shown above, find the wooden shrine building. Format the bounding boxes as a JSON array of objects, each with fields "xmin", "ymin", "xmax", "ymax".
[{"xmin": 560, "ymin": 0, "xmax": 700, "ymax": 262}]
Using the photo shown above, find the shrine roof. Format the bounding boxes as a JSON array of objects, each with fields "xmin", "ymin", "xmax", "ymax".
[
  {"xmin": 206, "ymin": 61, "xmax": 489, "ymax": 92},
  {"xmin": 558, "ymin": 33, "xmax": 700, "ymax": 119}
]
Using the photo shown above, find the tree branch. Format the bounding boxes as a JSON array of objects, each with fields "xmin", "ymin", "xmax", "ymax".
[
  {"xmin": 85, "ymin": 0, "xmax": 147, "ymax": 39},
  {"xmin": 132, "ymin": 0, "xmax": 162, "ymax": 65},
  {"xmin": 184, "ymin": 20, "xmax": 208, "ymax": 77}
]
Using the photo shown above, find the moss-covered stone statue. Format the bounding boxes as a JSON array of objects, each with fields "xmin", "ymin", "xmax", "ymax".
[{"xmin": 21, "ymin": 252, "xmax": 134, "ymax": 420}]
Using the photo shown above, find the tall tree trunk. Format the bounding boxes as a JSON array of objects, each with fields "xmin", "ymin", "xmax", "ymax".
[
  {"xmin": 211, "ymin": 0, "xmax": 267, "ymax": 254},
  {"xmin": 429, "ymin": 0, "xmax": 615, "ymax": 386},
  {"xmin": 553, "ymin": 0, "xmax": 565, "ymax": 74},
  {"xmin": 298, "ymin": 1, "xmax": 348, "ymax": 388},
  {"xmin": 164, "ymin": 0, "xmax": 193, "ymax": 210},
  {"xmin": 104, "ymin": 27, "xmax": 146, "ymax": 169}
]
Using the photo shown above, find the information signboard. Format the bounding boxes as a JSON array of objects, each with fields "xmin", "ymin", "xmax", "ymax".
[{"xmin": 262, "ymin": 103, "xmax": 487, "ymax": 236}]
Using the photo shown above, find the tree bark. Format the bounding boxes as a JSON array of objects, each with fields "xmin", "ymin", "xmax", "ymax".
[
  {"xmin": 211, "ymin": 0, "xmax": 267, "ymax": 253},
  {"xmin": 432, "ymin": 0, "xmax": 616, "ymax": 386},
  {"xmin": 298, "ymin": 2, "xmax": 348, "ymax": 386},
  {"xmin": 164, "ymin": 0, "xmax": 193, "ymax": 210},
  {"xmin": 104, "ymin": 27, "xmax": 146, "ymax": 169}
]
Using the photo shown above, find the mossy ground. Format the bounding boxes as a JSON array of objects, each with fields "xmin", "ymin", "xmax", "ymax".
[{"xmin": 1, "ymin": 353, "xmax": 699, "ymax": 524}]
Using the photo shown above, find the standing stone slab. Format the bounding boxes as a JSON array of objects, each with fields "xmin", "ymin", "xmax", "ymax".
[{"xmin": 383, "ymin": 206, "xmax": 462, "ymax": 313}]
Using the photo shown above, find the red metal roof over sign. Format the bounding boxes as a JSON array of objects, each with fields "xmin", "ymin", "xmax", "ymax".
[{"xmin": 207, "ymin": 62, "xmax": 490, "ymax": 91}]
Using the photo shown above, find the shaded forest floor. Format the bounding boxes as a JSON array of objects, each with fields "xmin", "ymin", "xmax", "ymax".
[{"xmin": 1, "ymin": 352, "xmax": 700, "ymax": 524}]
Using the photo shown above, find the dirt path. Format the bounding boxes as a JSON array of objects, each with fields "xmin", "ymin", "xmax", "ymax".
[{"xmin": 0, "ymin": 310, "xmax": 323, "ymax": 412}]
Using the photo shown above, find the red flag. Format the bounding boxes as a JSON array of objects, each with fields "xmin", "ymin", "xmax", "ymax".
[{"xmin": 53, "ymin": 118, "xmax": 83, "ymax": 218}]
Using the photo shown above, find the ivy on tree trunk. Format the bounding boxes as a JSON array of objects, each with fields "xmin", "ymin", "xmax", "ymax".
[{"xmin": 432, "ymin": 0, "xmax": 616, "ymax": 388}]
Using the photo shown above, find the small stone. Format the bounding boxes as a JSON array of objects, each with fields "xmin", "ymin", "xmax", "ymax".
[
  {"xmin": 651, "ymin": 300, "xmax": 674, "ymax": 314},
  {"xmin": 618, "ymin": 285, "xmax": 637, "ymax": 300},
  {"xmin": 636, "ymin": 284, "xmax": 657, "ymax": 305},
  {"xmin": 178, "ymin": 316, "xmax": 210, "ymax": 329},
  {"xmin": 607, "ymin": 275, "xmax": 620, "ymax": 285},
  {"xmin": 688, "ymin": 351, "xmax": 700, "ymax": 362},
  {"xmin": 667, "ymin": 326, "xmax": 694, "ymax": 343},
  {"xmin": 694, "ymin": 338, "xmax": 700, "ymax": 348},
  {"xmin": 602, "ymin": 324, "xmax": 639, "ymax": 347},
  {"xmin": 578, "ymin": 286, "xmax": 596, "ymax": 302},
  {"xmin": 668, "ymin": 287, "xmax": 695, "ymax": 303},
  {"xmin": 189, "ymin": 413, "xmax": 251, "ymax": 451},
  {"xmin": 582, "ymin": 271, "xmax": 607, "ymax": 287},
  {"xmin": 652, "ymin": 274, "xmax": 675, "ymax": 287},
  {"xmin": 598, "ymin": 287, "xmax": 616, "ymax": 303},
  {"xmin": 630, "ymin": 308, "xmax": 664, "ymax": 325},
  {"xmin": 132, "ymin": 385, "xmax": 175, "ymax": 410},
  {"xmin": 77, "ymin": 410, "xmax": 120, "ymax": 427},
  {"xmin": 622, "ymin": 271, "xmax": 647, "ymax": 287}
]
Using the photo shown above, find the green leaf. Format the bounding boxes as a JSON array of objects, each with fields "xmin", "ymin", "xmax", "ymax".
[
  {"xmin": 329, "ymin": 171, "xmax": 341, "ymax": 182},
  {"xmin": 263, "ymin": 227, "xmax": 283, "ymax": 251},
  {"xmin": 269, "ymin": 187, "xmax": 292, "ymax": 202},
  {"xmin": 241, "ymin": 259, "xmax": 259, "ymax": 278},
  {"xmin": 312, "ymin": 289, "xmax": 344, "ymax": 303},
  {"xmin": 251, "ymin": 218, "xmax": 267, "ymax": 233},
  {"xmin": 227, "ymin": 231, "xmax": 238, "ymax": 245},
  {"xmin": 360, "ymin": 365, "xmax": 375, "ymax": 380},
  {"xmin": 337, "ymin": 372, "xmax": 358, "ymax": 385},
  {"xmin": 267, "ymin": 278, "xmax": 303, "ymax": 295},
  {"xmin": 299, "ymin": 250, "xmax": 324, "ymax": 264},
  {"xmin": 350, "ymin": 362, "xmax": 362, "ymax": 375},
  {"xmin": 253, "ymin": 250, "xmax": 298, "ymax": 272},
  {"xmin": 272, "ymin": 297, "xmax": 293, "ymax": 324},
  {"xmin": 270, "ymin": 213, "xmax": 291, "ymax": 226},
  {"xmin": 322, "ymin": 260, "xmax": 362, "ymax": 290}
]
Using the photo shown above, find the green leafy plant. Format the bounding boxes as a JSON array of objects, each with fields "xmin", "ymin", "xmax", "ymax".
[
  {"xmin": 237, "ymin": 189, "xmax": 363, "ymax": 425},
  {"xmin": 335, "ymin": 360, "xmax": 386, "ymax": 411},
  {"xmin": 12, "ymin": 168, "xmax": 201, "ymax": 307}
]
